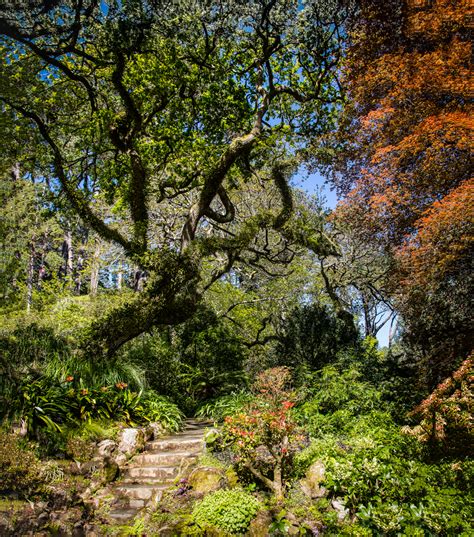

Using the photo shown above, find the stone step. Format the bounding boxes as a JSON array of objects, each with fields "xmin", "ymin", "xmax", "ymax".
[
  {"xmin": 158, "ymin": 430, "xmax": 206, "ymax": 441},
  {"xmin": 110, "ymin": 495, "xmax": 145, "ymax": 511},
  {"xmin": 108, "ymin": 508, "xmax": 137, "ymax": 522},
  {"xmin": 146, "ymin": 437, "xmax": 205, "ymax": 452},
  {"xmin": 176, "ymin": 428, "xmax": 208, "ymax": 436},
  {"xmin": 119, "ymin": 477, "xmax": 171, "ymax": 486},
  {"xmin": 133, "ymin": 451, "xmax": 198, "ymax": 466},
  {"xmin": 124, "ymin": 465, "xmax": 178, "ymax": 481},
  {"xmin": 99, "ymin": 419, "xmax": 211, "ymax": 526},
  {"xmin": 114, "ymin": 483, "xmax": 168, "ymax": 501},
  {"xmin": 129, "ymin": 498, "xmax": 146, "ymax": 509}
]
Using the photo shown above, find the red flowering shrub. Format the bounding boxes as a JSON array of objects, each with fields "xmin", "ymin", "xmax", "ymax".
[
  {"xmin": 405, "ymin": 356, "xmax": 473, "ymax": 451},
  {"xmin": 222, "ymin": 367, "xmax": 304, "ymax": 501}
]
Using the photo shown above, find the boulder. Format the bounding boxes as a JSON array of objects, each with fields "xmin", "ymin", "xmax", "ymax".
[
  {"xmin": 103, "ymin": 459, "xmax": 119, "ymax": 483},
  {"xmin": 147, "ymin": 422, "xmax": 166, "ymax": 440},
  {"xmin": 96, "ymin": 439, "xmax": 117, "ymax": 458},
  {"xmin": 188, "ymin": 467, "xmax": 226, "ymax": 494},
  {"xmin": 117, "ymin": 428, "xmax": 145, "ymax": 457},
  {"xmin": 248, "ymin": 510, "xmax": 273, "ymax": 537},
  {"xmin": 300, "ymin": 460, "xmax": 327, "ymax": 499},
  {"xmin": 331, "ymin": 498, "xmax": 349, "ymax": 522}
]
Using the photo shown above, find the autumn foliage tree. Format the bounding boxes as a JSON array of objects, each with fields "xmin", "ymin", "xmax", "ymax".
[
  {"xmin": 325, "ymin": 0, "xmax": 473, "ymax": 384},
  {"xmin": 405, "ymin": 355, "xmax": 473, "ymax": 454}
]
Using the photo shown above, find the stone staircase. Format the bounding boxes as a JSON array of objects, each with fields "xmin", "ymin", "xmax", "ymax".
[{"xmin": 107, "ymin": 419, "xmax": 211, "ymax": 522}]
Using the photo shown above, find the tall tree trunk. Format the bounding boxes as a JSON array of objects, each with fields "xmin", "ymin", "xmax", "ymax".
[
  {"xmin": 89, "ymin": 241, "xmax": 101, "ymax": 296},
  {"xmin": 362, "ymin": 294, "xmax": 372, "ymax": 338},
  {"xmin": 75, "ymin": 249, "xmax": 84, "ymax": 295},
  {"xmin": 26, "ymin": 240, "xmax": 35, "ymax": 314},
  {"xmin": 62, "ymin": 229, "xmax": 74, "ymax": 291},
  {"xmin": 37, "ymin": 247, "xmax": 46, "ymax": 290}
]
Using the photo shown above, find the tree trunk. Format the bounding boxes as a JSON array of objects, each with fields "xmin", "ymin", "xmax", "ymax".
[
  {"xmin": 133, "ymin": 267, "xmax": 147, "ymax": 291},
  {"xmin": 362, "ymin": 295, "xmax": 372, "ymax": 338},
  {"xmin": 26, "ymin": 240, "xmax": 35, "ymax": 314},
  {"xmin": 272, "ymin": 462, "xmax": 284, "ymax": 502},
  {"xmin": 62, "ymin": 229, "xmax": 74, "ymax": 290},
  {"xmin": 81, "ymin": 252, "xmax": 200, "ymax": 357},
  {"xmin": 75, "ymin": 249, "xmax": 84, "ymax": 294},
  {"xmin": 89, "ymin": 241, "xmax": 101, "ymax": 296}
]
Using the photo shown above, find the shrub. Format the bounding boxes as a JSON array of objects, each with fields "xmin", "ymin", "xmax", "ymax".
[
  {"xmin": 196, "ymin": 391, "xmax": 254, "ymax": 422},
  {"xmin": 65, "ymin": 436, "xmax": 97, "ymax": 462},
  {"xmin": 192, "ymin": 489, "xmax": 260, "ymax": 535},
  {"xmin": 295, "ymin": 366, "xmax": 384, "ymax": 436},
  {"xmin": 405, "ymin": 356, "xmax": 473, "ymax": 454},
  {"xmin": 294, "ymin": 421, "xmax": 474, "ymax": 535},
  {"xmin": 140, "ymin": 390, "xmax": 184, "ymax": 431},
  {"xmin": 222, "ymin": 367, "xmax": 303, "ymax": 501},
  {"xmin": 0, "ymin": 432, "xmax": 45, "ymax": 498},
  {"xmin": 6, "ymin": 375, "xmax": 182, "ymax": 443}
]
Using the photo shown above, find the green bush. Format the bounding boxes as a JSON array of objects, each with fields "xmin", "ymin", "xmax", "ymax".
[
  {"xmin": 196, "ymin": 391, "xmax": 254, "ymax": 422},
  {"xmin": 295, "ymin": 366, "xmax": 385, "ymax": 436},
  {"xmin": 192, "ymin": 488, "xmax": 260, "ymax": 535},
  {"xmin": 5, "ymin": 375, "xmax": 182, "ymax": 444},
  {"xmin": 0, "ymin": 432, "xmax": 45, "ymax": 498},
  {"xmin": 294, "ymin": 422, "xmax": 474, "ymax": 535},
  {"xmin": 291, "ymin": 359, "xmax": 474, "ymax": 535},
  {"xmin": 140, "ymin": 390, "xmax": 184, "ymax": 431}
]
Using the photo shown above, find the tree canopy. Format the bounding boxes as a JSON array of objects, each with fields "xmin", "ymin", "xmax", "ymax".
[
  {"xmin": 323, "ymin": 0, "xmax": 473, "ymax": 383},
  {"xmin": 1, "ymin": 0, "xmax": 351, "ymax": 355}
]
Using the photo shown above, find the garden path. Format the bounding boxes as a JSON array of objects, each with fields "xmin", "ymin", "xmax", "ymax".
[{"xmin": 107, "ymin": 418, "xmax": 211, "ymax": 522}]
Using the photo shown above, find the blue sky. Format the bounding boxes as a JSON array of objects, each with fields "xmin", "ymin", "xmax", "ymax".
[{"xmin": 292, "ymin": 168, "xmax": 339, "ymax": 209}]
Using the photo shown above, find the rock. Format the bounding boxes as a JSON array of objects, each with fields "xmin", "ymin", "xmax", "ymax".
[
  {"xmin": 96, "ymin": 439, "xmax": 117, "ymax": 458},
  {"xmin": 188, "ymin": 466, "xmax": 226, "ymax": 494},
  {"xmin": 300, "ymin": 460, "xmax": 327, "ymax": 499},
  {"xmin": 37, "ymin": 511, "xmax": 49, "ymax": 524},
  {"xmin": 331, "ymin": 498, "xmax": 349, "ymax": 522},
  {"xmin": 147, "ymin": 422, "xmax": 166, "ymax": 440},
  {"xmin": 103, "ymin": 459, "xmax": 119, "ymax": 483},
  {"xmin": 118, "ymin": 428, "xmax": 145, "ymax": 457},
  {"xmin": 248, "ymin": 510, "xmax": 272, "ymax": 537},
  {"xmin": 78, "ymin": 460, "xmax": 100, "ymax": 476},
  {"xmin": 115, "ymin": 453, "xmax": 127, "ymax": 466},
  {"xmin": 285, "ymin": 512, "xmax": 302, "ymax": 536}
]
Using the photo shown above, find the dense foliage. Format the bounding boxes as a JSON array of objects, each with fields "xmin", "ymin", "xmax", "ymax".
[
  {"xmin": 0, "ymin": 0, "xmax": 351, "ymax": 356},
  {"xmin": 292, "ymin": 357, "xmax": 474, "ymax": 535},
  {"xmin": 192, "ymin": 489, "xmax": 260, "ymax": 535}
]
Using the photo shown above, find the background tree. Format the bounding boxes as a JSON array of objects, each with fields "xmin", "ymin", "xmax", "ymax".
[{"xmin": 320, "ymin": 0, "xmax": 473, "ymax": 385}]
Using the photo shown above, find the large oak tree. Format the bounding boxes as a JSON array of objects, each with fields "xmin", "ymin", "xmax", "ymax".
[{"xmin": 1, "ymin": 0, "xmax": 351, "ymax": 356}]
